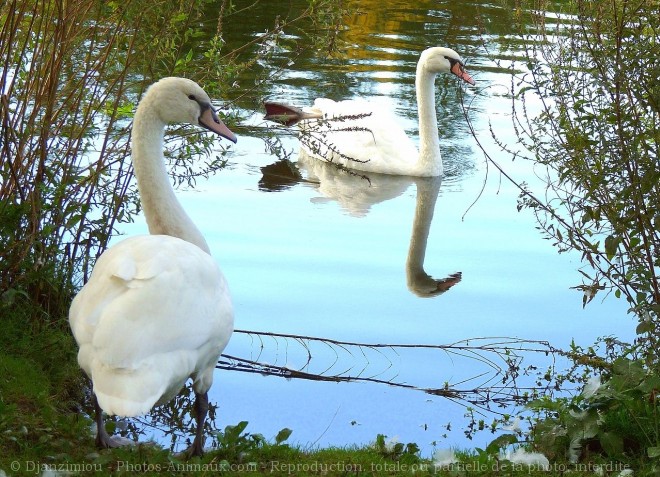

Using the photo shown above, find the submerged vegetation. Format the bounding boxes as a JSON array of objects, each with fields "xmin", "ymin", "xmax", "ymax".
[{"xmin": 1, "ymin": 0, "xmax": 659, "ymax": 474}]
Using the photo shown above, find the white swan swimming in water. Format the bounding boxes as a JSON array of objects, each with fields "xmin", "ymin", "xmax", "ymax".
[
  {"xmin": 69, "ymin": 77, "xmax": 237, "ymax": 456},
  {"xmin": 264, "ymin": 47, "xmax": 474, "ymax": 177}
]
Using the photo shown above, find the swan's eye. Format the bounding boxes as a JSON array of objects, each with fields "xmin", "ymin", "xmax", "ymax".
[
  {"xmin": 445, "ymin": 56, "xmax": 465, "ymax": 71},
  {"xmin": 188, "ymin": 94, "xmax": 197, "ymax": 101}
]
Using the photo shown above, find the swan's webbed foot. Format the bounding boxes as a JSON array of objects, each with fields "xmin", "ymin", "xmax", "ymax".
[
  {"xmin": 93, "ymin": 394, "xmax": 134, "ymax": 449},
  {"xmin": 184, "ymin": 439, "xmax": 205, "ymax": 458},
  {"xmin": 96, "ymin": 431, "xmax": 134, "ymax": 449}
]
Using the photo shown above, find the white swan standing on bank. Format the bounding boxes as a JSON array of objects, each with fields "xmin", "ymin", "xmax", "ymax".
[
  {"xmin": 69, "ymin": 77, "xmax": 237, "ymax": 456},
  {"xmin": 264, "ymin": 47, "xmax": 474, "ymax": 177}
]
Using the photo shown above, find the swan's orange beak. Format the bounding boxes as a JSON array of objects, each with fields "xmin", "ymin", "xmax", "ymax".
[
  {"xmin": 199, "ymin": 107, "xmax": 237, "ymax": 143},
  {"xmin": 451, "ymin": 62, "xmax": 475, "ymax": 86}
]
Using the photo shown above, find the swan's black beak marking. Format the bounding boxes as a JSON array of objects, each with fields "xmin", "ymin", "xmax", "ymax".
[{"xmin": 198, "ymin": 103, "xmax": 237, "ymax": 143}]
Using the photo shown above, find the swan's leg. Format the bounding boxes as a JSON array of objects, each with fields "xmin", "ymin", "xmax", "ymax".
[
  {"xmin": 187, "ymin": 391, "xmax": 209, "ymax": 457},
  {"xmin": 93, "ymin": 394, "xmax": 128, "ymax": 449}
]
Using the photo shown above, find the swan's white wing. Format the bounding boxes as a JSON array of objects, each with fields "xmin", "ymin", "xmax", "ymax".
[
  {"xmin": 300, "ymin": 98, "xmax": 419, "ymax": 175},
  {"xmin": 69, "ymin": 235, "xmax": 233, "ymax": 416}
]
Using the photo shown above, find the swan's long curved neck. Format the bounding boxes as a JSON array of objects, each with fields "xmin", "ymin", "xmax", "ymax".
[
  {"xmin": 415, "ymin": 63, "xmax": 442, "ymax": 176},
  {"xmin": 131, "ymin": 107, "xmax": 210, "ymax": 253}
]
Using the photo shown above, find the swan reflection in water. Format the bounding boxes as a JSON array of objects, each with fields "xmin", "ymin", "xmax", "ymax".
[{"xmin": 259, "ymin": 156, "xmax": 462, "ymax": 297}]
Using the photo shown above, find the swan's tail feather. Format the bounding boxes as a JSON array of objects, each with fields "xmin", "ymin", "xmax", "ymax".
[
  {"xmin": 91, "ymin": 361, "xmax": 184, "ymax": 417},
  {"xmin": 95, "ymin": 389, "xmax": 157, "ymax": 418},
  {"xmin": 264, "ymin": 101, "xmax": 321, "ymax": 127}
]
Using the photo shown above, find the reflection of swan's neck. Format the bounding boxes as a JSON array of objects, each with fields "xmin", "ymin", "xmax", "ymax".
[
  {"xmin": 406, "ymin": 177, "xmax": 460, "ymax": 298},
  {"xmin": 132, "ymin": 105, "xmax": 210, "ymax": 253},
  {"xmin": 407, "ymin": 178, "xmax": 440, "ymax": 275},
  {"xmin": 415, "ymin": 62, "xmax": 442, "ymax": 176}
]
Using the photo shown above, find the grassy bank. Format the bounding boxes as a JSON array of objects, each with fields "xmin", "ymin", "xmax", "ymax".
[{"xmin": 0, "ymin": 304, "xmax": 631, "ymax": 477}]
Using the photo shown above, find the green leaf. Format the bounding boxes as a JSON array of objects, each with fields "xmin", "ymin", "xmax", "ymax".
[
  {"xmin": 222, "ymin": 420, "xmax": 248, "ymax": 444},
  {"xmin": 251, "ymin": 433, "xmax": 266, "ymax": 445},
  {"xmin": 1, "ymin": 288, "xmax": 29, "ymax": 305},
  {"xmin": 275, "ymin": 428, "xmax": 292, "ymax": 445},
  {"xmin": 648, "ymin": 447, "xmax": 660, "ymax": 458},
  {"xmin": 65, "ymin": 214, "xmax": 83, "ymax": 229},
  {"xmin": 599, "ymin": 431, "xmax": 624, "ymax": 456},
  {"xmin": 638, "ymin": 375, "xmax": 660, "ymax": 394},
  {"xmin": 375, "ymin": 434, "xmax": 386, "ymax": 450},
  {"xmin": 604, "ymin": 235, "xmax": 620, "ymax": 260},
  {"xmin": 405, "ymin": 442, "xmax": 420, "ymax": 455},
  {"xmin": 635, "ymin": 320, "xmax": 653, "ymax": 334},
  {"xmin": 486, "ymin": 434, "xmax": 518, "ymax": 455}
]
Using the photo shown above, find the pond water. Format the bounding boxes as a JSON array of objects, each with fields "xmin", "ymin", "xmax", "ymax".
[{"xmin": 121, "ymin": 0, "xmax": 635, "ymax": 455}]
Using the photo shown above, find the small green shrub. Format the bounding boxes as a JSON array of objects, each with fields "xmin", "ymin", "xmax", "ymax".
[
  {"xmin": 373, "ymin": 433, "xmax": 422, "ymax": 465},
  {"xmin": 529, "ymin": 356, "xmax": 660, "ymax": 468}
]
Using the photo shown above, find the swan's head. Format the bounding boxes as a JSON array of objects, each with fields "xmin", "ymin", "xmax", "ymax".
[
  {"xmin": 141, "ymin": 77, "xmax": 237, "ymax": 143},
  {"xmin": 419, "ymin": 47, "xmax": 475, "ymax": 86}
]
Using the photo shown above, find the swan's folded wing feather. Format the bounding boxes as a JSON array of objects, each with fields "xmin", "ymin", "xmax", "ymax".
[
  {"xmin": 302, "ymin": 99, "xmax": 418, "ymax": 174},
  {"xmin": 70, "ymin": 235, "xmax": 233, "ymax": 375}
]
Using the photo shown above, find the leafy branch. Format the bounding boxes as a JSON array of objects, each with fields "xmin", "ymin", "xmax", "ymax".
[{"xmin": 464, "ymin": 0, "xmax": 659, "ymax": 332}]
